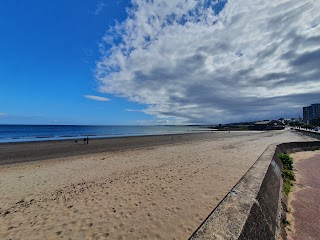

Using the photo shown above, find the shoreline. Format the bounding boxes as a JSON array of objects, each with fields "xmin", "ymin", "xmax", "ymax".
[
  {"xmin": 0, "ymin": 125, "xmax": 215, "ymax": 144},
  {"xmin": 0, "ymin": 130, "xmax": 213, "ymax": 144},
  {"xmin": 0, "ymin": 131, "xmax": 259, "ymax": 166}
]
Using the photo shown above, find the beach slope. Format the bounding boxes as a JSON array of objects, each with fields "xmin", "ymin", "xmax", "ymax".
[{"xmin": 0, "ymin": 130, "xmax": 315, "ymax": 239}]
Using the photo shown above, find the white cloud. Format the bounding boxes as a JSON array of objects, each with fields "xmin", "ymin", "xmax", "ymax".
[
  {"xmin": 84, "ymin": 95, "xmax": 110, "ymax": 102},
  {"xmin": 136, "ymin": 119, "xmax": 185, "ymax": 125},
  {"xmin": 93, "ymin": 1, "xmax": 106, "ymax": 15},
  {"xmin": 96, "ymin": 0, "xmax": 320, "ymax": 123},
  {"xmin": 124, "ymin": 109, "xmax": 144, "ymax": 112},
  {"xmin": 0, "ymin": 113, "xmax": 7, "ymax": 117}
]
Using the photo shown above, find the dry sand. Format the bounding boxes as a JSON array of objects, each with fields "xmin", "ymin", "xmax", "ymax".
[
  {"xmin": 287, "ymin": 150, "xmax": 320, "ymax": 240},
  {"xmin": 0, "ymin": 130, "xmax": 314, "ymax": 239}
]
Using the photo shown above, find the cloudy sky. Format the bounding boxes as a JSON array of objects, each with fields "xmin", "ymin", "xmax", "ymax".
[{"xmin": 1, "ymin": 0, "xmax": 319, "ymax": 124}]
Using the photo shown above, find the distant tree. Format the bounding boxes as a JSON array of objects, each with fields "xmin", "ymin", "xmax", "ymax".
[{"xmin": 310, "ymin": 118, "xmax": 320, "ymax": 126}]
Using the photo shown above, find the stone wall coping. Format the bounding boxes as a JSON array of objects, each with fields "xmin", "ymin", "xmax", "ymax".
[{"xmin": 190, "ymin": 140, "xmax": 320, "ymax": 240}]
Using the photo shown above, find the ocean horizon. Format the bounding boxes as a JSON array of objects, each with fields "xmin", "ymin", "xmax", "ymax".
[{"xmin": 0, "ymin": 124, "xmax": 209, "ymax": 143}]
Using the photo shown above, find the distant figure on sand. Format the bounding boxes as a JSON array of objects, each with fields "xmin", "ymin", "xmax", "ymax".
[
  {"xmin": 83, "ymin": 138, "xmax": 86, "ymax": 144},
  {"xmin": 86, "ymin": 137, "xmax": 89, "ymax": 144}
]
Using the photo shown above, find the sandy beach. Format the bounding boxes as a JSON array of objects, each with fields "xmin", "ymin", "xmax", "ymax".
[{"xmin": 0, "ymin": 130, "xmax": 315, "ymax": 239}]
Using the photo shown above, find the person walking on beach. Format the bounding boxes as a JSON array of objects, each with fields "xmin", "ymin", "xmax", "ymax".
[
  {"xmin": 83, "ymin": 138, "xmax": 86, "ymax": 144},
  {"xmin": 86, "ymin": 137, "xmax": 89, "ymax": 144}
]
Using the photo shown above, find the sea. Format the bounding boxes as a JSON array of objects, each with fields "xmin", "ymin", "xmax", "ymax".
[{"xmin": 0, "ymin": 125, "xmax": 208, "ymax": 143}]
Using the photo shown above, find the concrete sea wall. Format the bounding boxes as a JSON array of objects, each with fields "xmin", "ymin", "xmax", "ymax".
[
  {"xmin": 190, "ymin": 140, "xmax": 320, "ymax": 240},
  {"xmin": 294, "ymin": 129, "xmax": 320, "ymax": 140}
]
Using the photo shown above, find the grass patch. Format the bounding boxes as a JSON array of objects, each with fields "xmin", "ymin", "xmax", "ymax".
[
  {"xmin": 278, "ymin": 153, "xmax": 295, "ymax": 196},
  {"xmin": 283, "ymin": 179, "xmax": 292, "ymax": 196},
  {"xmin": 284, "ymin": 219, "xmax": 291, "ymax": 226}
]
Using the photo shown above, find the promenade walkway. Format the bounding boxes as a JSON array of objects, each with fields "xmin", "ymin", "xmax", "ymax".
[{"xmin": 289, "ymin": 151, "xmax": 320, "ymax": 240}]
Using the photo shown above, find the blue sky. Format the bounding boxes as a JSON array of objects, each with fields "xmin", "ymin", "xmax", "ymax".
[
  {"xmin": 1, "ymin": 0, "xmax": 319, "ymax": 125},
  {"xmin": 0, "ymin": 0, "xmax": 152, "ymax": 125}
]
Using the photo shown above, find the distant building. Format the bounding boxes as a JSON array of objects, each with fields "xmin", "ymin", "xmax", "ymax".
[
  {"xmin": 248, "ymin": 120, "xmax": 285, "ymax": 130},
  {"xmin": 303, "ymin": 104, "xmax": 320, "ymax": 123}
]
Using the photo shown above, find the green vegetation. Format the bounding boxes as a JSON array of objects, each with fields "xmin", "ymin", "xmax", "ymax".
[
  {"xmin": 283, "ymin": 179, "xmax": 292, "ymax": 196},
  {"xmin": 284, "ymin": 219, "xmax": 291, "ymax": 226},
  {"xmin": 278, "ymin": 153, "xmax": 295, "ymax": 196}
]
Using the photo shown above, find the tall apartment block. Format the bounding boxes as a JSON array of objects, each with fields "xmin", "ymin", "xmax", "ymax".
[{"xmin": 303, "ymin": 103, "xmax": 320, "ymax": 123}]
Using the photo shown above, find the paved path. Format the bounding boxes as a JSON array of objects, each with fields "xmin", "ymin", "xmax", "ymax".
[{"xmin": 289, "ymin": 151, "xmax": 320, "ymax": 240}]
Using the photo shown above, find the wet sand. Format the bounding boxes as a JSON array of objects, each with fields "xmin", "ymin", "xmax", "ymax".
[
  {"xmin": 288, "ymin": 151, "xmax": 320, "ymax": 240},
  {"xmin": 0, "ymin": 132, "xmax": 260, "ymax": 166},
  {"xmin": 0, "ymin": 130, "xmax": 314, "ymax": 239}
]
